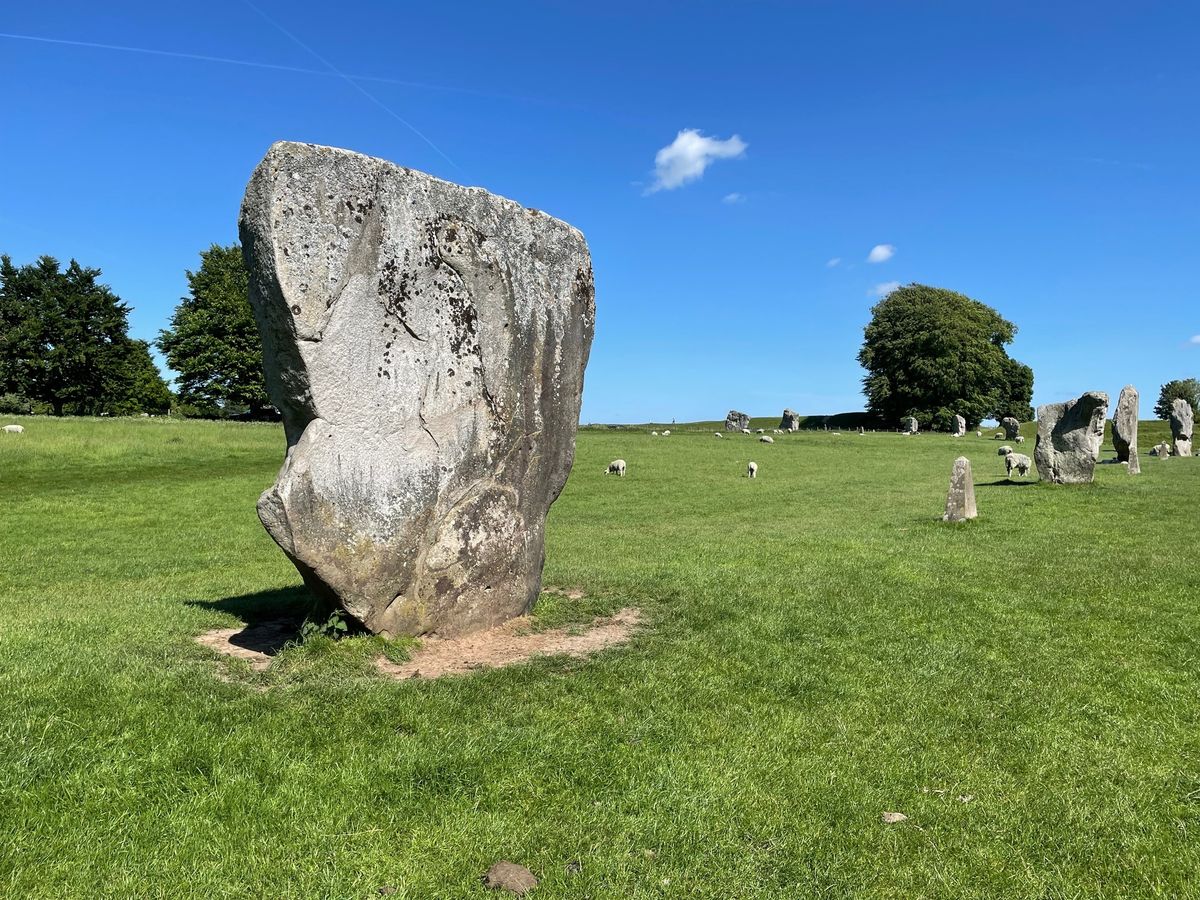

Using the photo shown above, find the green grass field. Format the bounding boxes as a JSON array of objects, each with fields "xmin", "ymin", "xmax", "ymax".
[{"xmin": 2, "ymin": 415, "xmax": 1198, "ymax": 899}]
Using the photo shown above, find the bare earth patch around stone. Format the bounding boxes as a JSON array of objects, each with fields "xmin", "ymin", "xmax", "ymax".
[
  {"xmin": 195, "ymin": 618, "xmax": 300, "ymax": 671},
  {"xmin": 376, "ymin": 608, "xmax": 642, "ymax": 680}
]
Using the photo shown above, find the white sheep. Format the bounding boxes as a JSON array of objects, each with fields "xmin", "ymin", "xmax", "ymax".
[
  {"xmin": 976, "ymin": 430, "xmax": 982, "ymax": 437},
  {"xmin": 605, "ymin": 459, "xmax": 626, "ymax": 477},
  {"xmin": 741, "ymin": 428, "xmax": 751, "ymax": 435},
  {"xmin": 1005, "ymin": 451, "xmax": 1032, "ymax": 477},
  {"xmin": 714, "ymin": 432, "xmax": 723, "ymax": 439},
  {"xmin": 756, "ymin": 428, "xmax": 765, "ymax": 434},
  {"xmin": 651, "ymin": 431, "xmax": 659, "ymax": 436},
  {"xmin": 759, "ymin": 435, "xmax": 774, "ymax": 443},
  {"xmin": 997, "ymin": 445, "xmax": 1013, "ymax": 456},
  {"xmin": 2, "ymin": 424, "xmax": 24, "ymax": 434},
  {"xmin": 662, "ymin": 430, "xmax": 670, "ymax": 436},
  {"xmin": 747, "ymin": 461, "xmax": 758, "ymax": 478},
  {"xmin": 1014, "ymin": 435, "xmax": 1025, "ymax": 443}
]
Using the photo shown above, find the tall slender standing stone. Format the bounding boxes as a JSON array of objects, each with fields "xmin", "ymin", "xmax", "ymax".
[
  {"xmin": 240, "ymin": 142, "xmax": 595, "ymax": 637},
  {"xmin": 1111, "ymin": 385, "xmax": 1138, "ymax": 463},
  {"xmin": 943, "ymin": 456, "xmax": 977, "ymax": 522},
  {"xmin": 1001, "ymin": 416, "xmax": 1021, "ymax": 440},
  {"xmin": 1034, "ymin": 392, "xmax": 1109, "ymax": 484},
  {"xmin": 952, "ymin": 414, "xmax": 966, "ymax": 437},
  {"xmin": 902, "ymin": 416, "xmax": 919, "ymax": 434},
  {"xmin": 1171, "ymin": 398, "xmax": 1194, "ymax": 457}
]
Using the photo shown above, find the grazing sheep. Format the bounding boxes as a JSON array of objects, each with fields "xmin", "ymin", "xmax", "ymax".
[
  {"xmin": 1151, "ymin": 441, "xmax": 1172, "ymax": 458},
  {"xmin": 976, "ymin": 430, "xmax": 982, "ymax": 437},
  {"xmin": 662, "ymin": 430, "xmax": 670, "ymax": 436},
  {"xmin": 651, "ymin": 431, "xmax": 659, "ymax": 436},
  {"xmin": 2, "ymin": 424, "xmax": 24, "ymax": 434},
  {"xmin": 714, "ymin": 432, "xmax": 723, "ymax": 438},
  {"xmin": 1005, "ymin": 452, "xmax": 1032, "ymax": 477},
  {"xmin": 741, "ymin": 428, "xmax": 751, "ymax": 435},
  {"xmin": 997, "ymin": 445, "xmax": 1013, "ymax": 456},
  {"xmin": 1014, "ymin": 435, "xmax": 1025, "ymax": 444},
  {"xmin": 747, "ymin": 461, "xmax": 758, "ymax": 478},
  {"xmin": 605, "ymin": 459, "xmax": 626, "ymax": 477},
  {"xmin": 756, "ymin": 428, "xmax": 765, "ymax": 434},
  {"xmin": 994, "ymin": 433, "xmax": 1004, "ymax": 439},
  {"xmin": 759, "ymin": 435, "xmax": 774, "ymax": 443}
]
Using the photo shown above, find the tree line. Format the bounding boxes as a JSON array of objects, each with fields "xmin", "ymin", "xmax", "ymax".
[{"xmin": 1, "ymin": 250, "xmax": 1195, "ymax": 423}]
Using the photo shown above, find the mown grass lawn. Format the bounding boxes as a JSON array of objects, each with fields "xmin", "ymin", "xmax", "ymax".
[{"xmin": 1, "ymin": 415, "xmax": 1198, "ymax": 899}]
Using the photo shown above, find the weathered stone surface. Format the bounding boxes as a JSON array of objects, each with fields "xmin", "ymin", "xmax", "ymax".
[
  {"xmin": 943, "ymin": 456, "xmax": 976, "ymax": 522},
  {"xmin": 1034, "ymin": 392, "xmax": 1108, "ymax": 484},
  {"xmin": 902, "ymin": 416, "xmax": 918, "ymax": 434},
  {"xmin": 1151, "ymin": 441, "xmax": 1172, "ymax": 458},
  {"xmin": 1171, "ymin": 398, "xmax": 1193, "ymax": 457},
  {"xmin": 725, "ymin": 410, "xmax": 750, "ymax": 431},
  {"xmin": 1001, "ymin": 417, "xmax": 1020, "ymax": 440},
  {"xmin": 1128, "ymin": 449, "xmax": 1140, "ymax": 475},
  {"xmin": 240, "ymin": 142, "xmax": 595, "ymax": 637},
  {"xmin": 1111, "ymin": 385, "xmax": 1138, "ymax": 463},
  {"xmin": 951, "ymin": 414, "xmax": 966, "ymax": 437},
  {"xmin": 780, "ymin": 409, "xmax": 800, "ymax": 432}
]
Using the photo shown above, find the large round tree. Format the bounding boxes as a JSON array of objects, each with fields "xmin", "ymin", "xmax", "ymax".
[{"xmin": 858, "ymin": 283, "xmax": 1034, "ymax": 429}]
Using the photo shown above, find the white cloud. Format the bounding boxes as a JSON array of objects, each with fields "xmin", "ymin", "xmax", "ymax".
[
  {"xmin": 646, "ymin": 128, "xmax": 748, "ymax": 193},
  {"xmin": 1190, "ymin": 334, "xmax": 1200, "ymax": 345},
  {"xmin": 722, "ymin": 192, "xmax": 745, "ymax": 204},
  {"xmin": 869, "ymin": 281, "xmax": 901, "ymax": 297},
  {"xmin": 867, "ymin": 244, "xmax": 896, "ymax": 263},
  {"xmin": 826, "ymin": 257, "xmax": 842, "ymax": 268}
]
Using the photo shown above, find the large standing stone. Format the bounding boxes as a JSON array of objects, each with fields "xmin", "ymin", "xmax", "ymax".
[
  {"xmin": 725, "ymin": 410, "xmax": 750, "ymax": 431},
  {"xmin": 779, "ymin": 409, "xmax": 800, "ymax": 432},
  {"xmin": 239, "ymin": 142, "xmax": 595, "ymax": 637},
  {"xmin": 943, "ymin": 456, "xmax": 976, "ymax": 522},
  {"xmin": 1034, "ymin": 392, "xmax": 1109, "ymax": 484},
  {"xmin": 951, "ymin": 414, "xmax": 966, "ymax": 437},
  {"xmin": 1171, "ymin": 398, "xmax": 1194, "ymax": 457},
  {"xmin": 1111, "ymin": 385, "xmax": 1138, "ymax": 463},
  {"xmin": 902, "ymin": 416, "xmax": 918, "ymax": 434},
  {"xmin": 1001, "ymin": 417, "xmax": 1020, "ymax": 440}
]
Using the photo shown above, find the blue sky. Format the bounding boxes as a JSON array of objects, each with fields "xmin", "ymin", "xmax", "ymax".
[{"xmin": 1, "ymin": 1, "xmax": 1197, "ymax": 423}]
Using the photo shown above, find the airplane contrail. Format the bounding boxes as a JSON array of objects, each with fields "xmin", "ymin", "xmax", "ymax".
[{"xmin": 239, "ymin": 0, "xmax": 458, "ymax": 170}]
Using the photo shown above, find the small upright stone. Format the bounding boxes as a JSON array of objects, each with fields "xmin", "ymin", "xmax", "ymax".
[
  {"xmin": 725, "ymin": 410, "xmax": 750, "ymax": 432},
  {"xmin": 943, "ymin": 456, "xmax": 977, "ymax": 522},
  {"xmin": 1001, "ymin": 417, "xmax": 1020, "ymax": 440},
  {"xmin": 240, "ymin": 142, "xmax": 595, "ymax": 638},
  {"xmin": 1170, "ymin": 398, "xmax": 1194, "ymax": 457},
  {"xmin": 1111, "ymin": 385, "xmax": 1138, "ymax": 463},
  {"xmin": 902, "ymin": 416, "xmax": 919, "ymax": 434},
  {"xmin": 779, "ymin": 408, "xmax": 801, "ymax": 432},
  {"xmin": 483, "ymin": 861, "xmax": 538, "ymax": 896},
  {"xmin": 1034, "ymin": 392, "xmax": 1109, "ymax": 484},
  {"xmin": 1128, "ymin": 449, "xmax": 1141, "ymax": 475},
  {"xmin": 951, "ymin": 414, "xmax": 966, "ymax": 437},
  {"xmin": 1152, "ymin": 441, "xmax": 1172, "ymax": 458}
]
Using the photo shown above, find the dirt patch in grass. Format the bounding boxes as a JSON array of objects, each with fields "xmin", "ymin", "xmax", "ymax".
[
  {"xmin": 376, "ymin": 607, "xmax": 642, "ymax": 680},
  {"xmin": 195, "ymin": 618, "xmax": 300, "ymax": 671}
]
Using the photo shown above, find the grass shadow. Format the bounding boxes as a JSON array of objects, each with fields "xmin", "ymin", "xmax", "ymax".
[
  {"xmin": 186, "ymin": 585, "xmax": 314, "ymax": 625},
  {"xmin": 977, "ymin": 479, "xmax": 1039, "ymax": 487}
]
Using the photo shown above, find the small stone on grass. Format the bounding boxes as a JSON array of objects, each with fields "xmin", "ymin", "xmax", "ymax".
[
  {"xmin": 881, "ymin": 811, "xmax": 908, "ymax": 824},
  {"xmin": 484, "ymin": 861, "xmax": 537, "ymax": 895}
]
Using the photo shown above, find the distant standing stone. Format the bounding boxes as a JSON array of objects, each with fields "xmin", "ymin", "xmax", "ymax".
[
  {"xmin": 1034, "ymin": 392, "xmax": 1109, "ymax": 484},
  {"xmin": 902, "ymin": 416, "xmax": 918, "ymax": 434},
  {"xmin": 1152, "ymin": 441, "xmax": 1172, "ymax": 458},
  {"xmin": 1001, "ymin": 417, "xmax": 1021, "ymax": 440},
  {"xmin": 943, "ymin": 456, "xmax": 977, "ymax": 522},
  {"xmin": 780, "ymin": 408, "xmax": 801, "ymax": 432},
  {"xmin": 1111, "ymin": 385, "xmax": 1139, "ymax": 463},
  {"xmin": 952, "ymin": 414, "xmax": 966, "ymax": 437},
  {"xmin": 1170, "ymin": 398, "xmax": 1194, "ymax": 457},
  {"xmin": 483, "ymin": 861, "xmax": 538, "ymax": 896},
  {"xmin": 725, "ymin": 410, "xmax": 750, "ymax": 432}
]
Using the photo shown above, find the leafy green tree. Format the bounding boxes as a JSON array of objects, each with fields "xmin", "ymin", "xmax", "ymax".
[
  {"xmin": 109, "ymin": 340, "xmax": 174, "ymax": 415},
  {"xmin": 157, "ymin": 244, "xmax": 269, "ymax": 417},
  {"xmin": 858, "ymin": 283, "xmax": 1034, "ymax": 429},
  {"xmin": 1154, "ymin": 378, "xmax": 1200, "ymax": 419},
  {"xmin": 0, "ymin": 255, "xmax": 170, "ymax": 415}
]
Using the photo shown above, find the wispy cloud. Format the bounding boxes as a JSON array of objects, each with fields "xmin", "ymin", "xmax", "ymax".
[
  {"xmin": 867, "ymin": 244, "xmax": 895, "ymax": 264},
  {"xmin": 869, "ymin": 281, "xmax": 901, "ymax": 297},
  {"xmin": 826, "ymin": 257, "xmax": 842, "ymax": 268},
  {"xmin": 1190, "ymin": 335, "xmax": 1200, "ymax": 345},
  {"xmin": 722, "ymin": 192, "xmax": 745, "ymax": 204},
  {"xmin": 646, "ymin": 129, "xmax": 747, "ymax": 194}
]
